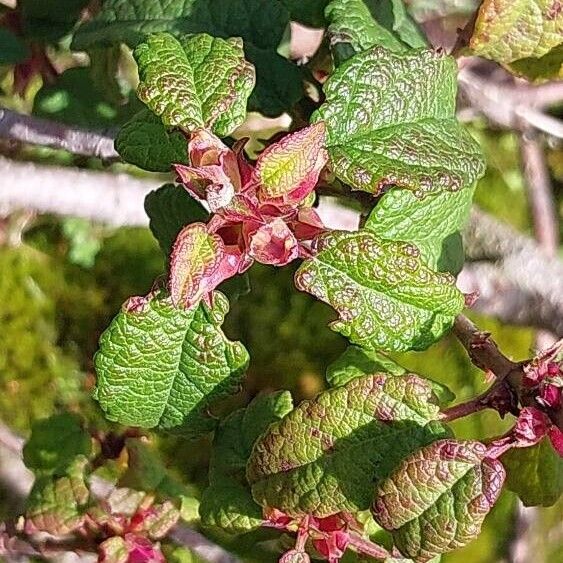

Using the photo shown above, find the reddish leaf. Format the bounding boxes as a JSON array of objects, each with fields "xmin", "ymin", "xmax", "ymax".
[{"xmin": 248, "ymin": 218, "xmax": 299, "ymax": 266}]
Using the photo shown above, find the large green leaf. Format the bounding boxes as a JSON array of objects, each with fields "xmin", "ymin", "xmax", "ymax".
[
  {"xmin": 71, "ymin": 0, "xmax": 302, "ymax": 117},
  {"xmin": 21, "ymin": 0, "xmax": 90, "ymax": 40},
  {"xmin": 200, "ymin": 392, "xmax": 293, "ymax": 533},
  {"xmin": 135, "ymin": 33, "xmax": 254, "ymax": 135},
  {"xmin": 365, "ymin": 184, "xmax": 476, "ymax": 273},
  {"xmin": 502, "ymin": 438, "xmax": 563, "ymax": 507},
  {"xmin": 247, "ymin": 373, "xmax": 447, "ymax": 517},
  {"xmin": 115, "ymin": 109, "xmax": 189, "ymax": 172},
  {"xmin": 0, "ymin": 28, "xmax": 29, "ymax": 64},
  {"xmin": 295, "ymin": 231, "xmax": 464, "ymax": 352},
  {"xmin": 313, "ymin": 47, "xmax": 485, "ymax": 197},
  {"xmin": 373, "ymin": 440, "xmax": 505, "ymax": 560},
  {"xmin": 94, "ymin": 291, "xmax": 249, "ymax": 437},
  {"xmin": 470, "ymin": 0, "xmax": 563, "ymax": 80}
]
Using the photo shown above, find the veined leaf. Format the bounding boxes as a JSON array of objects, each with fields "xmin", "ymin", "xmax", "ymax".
[
  {"xmin": 313, "ymin": 47, "xmax": 485, "ymax": 197},
  {"xmin": 115, "ymin": 109, "xmax": 189, "ymax": 172},
  {"xmin": 470, "ymin": 0, "xmax": 563, "ymax": 80},
  {"xmin": 295, "ymin": 231, "xmax": 464, "ymax": 352},
  {"xmin": 373, "ymin": 440, "xmax": 505, "ymax": 560},
  {"xmin": 247, "ymin": 373, "xmax": 447, "ymax": 517},
  {"xmin": 200, "ymin": 392, "xmax": 293, "ymax": 533},
  {"xmin": 135, "ymin": 33, "xmax": 254, "ymax": 136},
  {"xmin": 94, "ymin": 291, "xmax": 249, "ymax": 437}
]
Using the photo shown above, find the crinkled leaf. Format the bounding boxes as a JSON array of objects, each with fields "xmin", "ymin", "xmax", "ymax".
[
  {"xmin": 132, "ymin": 500, "xmax": 180, "ymax": 539},
  {"xmin": 470, "ymin": 0, "xmax": 563, "ymax": 80},
  {"xmin": 247, "ymin": 373, "xmax": 447, "ymax": 517},
  {"xmin": 510, "ymin": 43, "xmax": 563, "ymax": 80},
  {"xmin": 373, "ymin": 440, "xmax": 505, "ymax": 560},
  {"xmin": 135, "ymin": 33, "xmax": 254, "ymax": 135},
  {"xmin": 295, "ymin": 231, "xmax": 465, "ymax": 352},
  {"xmin": 99, "ymin": 536, "xmax": 128, "ymax": 563},
  {"xmin": 25, "ymin": 456, "xmax": 90, "ymax": 535},
  {"xmin": 326, "ymin": 345, "xmax": 406, "ymax": 387},
  {"xmin": 23, "ymin": 413, "xmax": 91, "ymax": 476},
  {"xmin": 502, "ymin": 437, "xmax": 563, "ymax": 507},
  {"xmin": 115, "ymin": 109, "xmax": 189, "ymax": 172},
  {"xmin": 144, "ymin": 184, "xmax": 208, "ymax": 259},
  {"xmin": 94, "ymin": 291, "xmax": 249, "ymax": 437},
  {"xmin": 365, "ymin": 184, "xmax": 476, "ymax": 273},
  {"xmin": 313, "ymin": 47, "xmax": 485, "ymax": 197},
  {"xmin": 200, "ymin": 392, "xmax": 293, "ymax": 533},
  {"xmin": 0, "ymin": 28, "xmax": 29, "ymax": 64}
]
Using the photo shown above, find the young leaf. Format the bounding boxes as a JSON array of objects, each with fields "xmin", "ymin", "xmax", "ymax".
[
  {"xmin": 115, "ymin": 109, "xmax": 189, "ymax": 172},
  {"xmin": 372, "ymin": 440, "xmax": 505, "ymax": 560},
  {"xmin": 502, "ymin": 437, "xmax": 563, "ymax": 507},
  {"xmin": 94, "ymin": 291, "xmax": 249, "ymax": 437},
  {"xmin": 144, "ymin": 184, "xmax": 208, "ymax": 259},
  {"xmin": 295, "ymin": 231, "xmax": 465, "ymax": 352},
  {"xmin": 135, "ymin": 33, "xmax": 254, "ymax": 136},
  {"xmin": 365, "ymin": 184, "xmax": 476, "ymax": 273},
  {"xmin": 470, "ymin": 0, "xmax": 563, "ymax": 80},
  {"xmin": 200, "ymin": 392, "xmax": 293, "ymax": 534},
  {"xmin": 313, "ymin": 47, "xmax": 485, "ymax": 197},
  {"xmin": 247, "ymin": 373, "xmax": 447, "ymax": 517},
  {"xmin": 23, "ymin": 413, "xmax": 91, "ymax": 476}
]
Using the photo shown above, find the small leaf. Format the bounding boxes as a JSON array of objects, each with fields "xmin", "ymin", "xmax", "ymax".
[
  {"xmin": 135, "ymin": 33, "xmax": 254, "ymax": 135},
  {"xmin": 25, "ymin": 456, "xmax": 90, "ymax": 535},
  {"xmin": 247, "ymin": 373, "xmax": 447, "ymax": 517},
  {"xmin": 94, "ymin": 291, "xmax": 249, "ymax": 437},
  {"xmin": 372, "ymin": 440, "xmax": 505, "ymax": 560},
  {"xmin": 115, "ymin": 109, "xmax": 189, "ymax": 172},
  {"xmin": 502, "ymin": 437, "xmax": 563, "ymax": 507},
  {"xmin": 313, "ymin": 47, "xmax": 485, "ymax": 197},
  {"xmin": 295, "ymin": 231, "xmax": 464, "ymax": 352},
  {"xmin": 144, "ymin": 184, "xmax": 208, "ymax": 259},
  {"xmin": 23, "ymin": 413, "xmax": 91, "ymax": 476},
  {"xmin": 365, "ymin": 184, "xmax": 476, "ymax": 273},
  {"xmin": 470, "ymin": 0, "xmax": 563, "ymax": 80},
  {"xmin": 99, "ymin": 536, "xmax": 128, "ymax": 563},
  {"xmin": 255, "ymin": 122, "xmax": 328, "ymax": 204}
]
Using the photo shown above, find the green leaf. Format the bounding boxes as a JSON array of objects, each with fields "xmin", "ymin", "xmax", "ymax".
[
  {"xmin": 200, "ymin": 392, "xmax": 293, "ymax": 533},
  {"xmin": 94, "ymin": 291, "xmax": 249, "ymax": 437},
  {"xmin": 281, "ymin": 0, "xmax": 329, "ymax": 27},
  {"xmin": 144, "ymin": 184, "xmax": 208, "ymax": 259},
  {"xmin": 470, "ymin": 0, "xmax": 563, "ymax": 79},
  {"xmin": 25, "ymin": 456, "xmax": 90, "ymax": 535},
  {"xmin": 0, "ymin": 28, "xmax": 29, "ymax": 64},
  {"xmin": 325, "ymin": 0, "xmax": 426, "ymax": 63},
  {"xmin": 510, "ymin": 43, "xmax": 563, "ymax": 81},
  {"xmin": 326, "ymin": 345, "xmax": 406, "ymax": 387},
  {"xmin": 21, "ymin": 0, "xmax": 90, "ymax": 40},
  {"xmin": 23, "ymin": 413, "xmax": 91, "ymax": 476},
  {"xmin": 502, "ymin": 438, "xmax": 563, "ymax": 507},
  {"xmin": 365, "ymin": 184, "xmax": 476, "ymax": 273},
  {"xmin": 295, "ymin": 231, "xmax": 465, "ymax": 352},
  {"xmin": 116, "ymin": 109, "xmax": 189, "ymax": 172},
  {"xmin": 247, "ymin": 373, "xmax": 447, "ymax": 517},
  {"xmin": 71, "ymin": 0, "xmax": 302, "ymax": 117},
  {"xmin": 313, "ymin": 47, "xmax": 485, "ymax": 197},
  {"xmin": 134, "ymin": 33, "xmax": 254, "ymax": 136},
  {"xmin": 372, "ymin": 440, "xmax": 505, "ymax": 560}
]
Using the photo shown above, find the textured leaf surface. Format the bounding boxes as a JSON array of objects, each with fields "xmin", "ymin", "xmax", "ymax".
[
  {"xmin": 313, "ymin": 47, "xmax": 484, "ymax": 197},
  {"xmin": 373, "ymin": 440, "xmax": 505, "ymax": 560},
  {"xmin": 135, "ymin": 33, "xmax": 254, "ymax": 135},
  {"xmin": 503, "ymin": 438, "xmax": 563, "ymax": 507},
  {"xmin": 247, "ymin": 373, "xmax": 447, "ymax": 517},
  {"xmin": 365, "ymin": 184, "xmax": 476, "ymax": 273},
  {"xmin": 115, "ymin": 109, "xmax": 189, "ymax": 172},
  {"xmin": 295, "ymin": 231, "xmax": 464, "ymax": 352},
  {"xmin": 200, "ymin": 392, "xmax": 293, "ymax": 533},
  {"xmin": 144, "ymin": 184, "xmax": 208, "ymax": 259},
  {"xmin": 23, "ymin": 413, "xmax": 91, "ymax": 476},
  {"xmin": 94, "ymin": 291, "xmax": 249, "ymax": 436},
  {"xmin": 470, "ymin": 0, "xmax": 563, "ymax": 76}
]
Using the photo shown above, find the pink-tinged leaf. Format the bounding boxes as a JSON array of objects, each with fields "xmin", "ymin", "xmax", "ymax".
[
  {"xmin": 539, "ymin": 383, "xmax": 562, "ymax": 409},
  {"xmin": 312, "ymin": 530, "xmax": 349, "ymax": 562},
  {"xmin": 514, "ymin": 407, "xmax": 550, "ymax": 447},
  {"xmin": 124, "ymin": 534, "xmax": 165, "ymax": 563},
  {"xmin": 99, "ymin": 536, "xmax": 128, "ymax": 563},
  {"xmin": 248, "ymin": 218, "xmax": 299, "ymax": 266},
  {"xmin": 279, "ymin": 550, "xmax": 311, "ymax": 563},
  {"xmin": 128, "ymin": 501, "xmax": 180, "ymax": 540},
  {"xmin": 254, "ymin": 122, "xmax": 328, "ymax": 204},
  {"xmin": 169, "ymin": 223, "xmax": 240, "ymax": 308},
  {"xmin": 548, "ymin": 426, "xmax": 563, "ymax": 457},
  {"xmin": 289, "ymin": 208, "xmax": 327, "ymax": 241}
]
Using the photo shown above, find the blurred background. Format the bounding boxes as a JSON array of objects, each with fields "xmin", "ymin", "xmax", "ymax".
[{"xmin": 0, "ymin": 1, "xmax": 562, "ymax": 562}]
